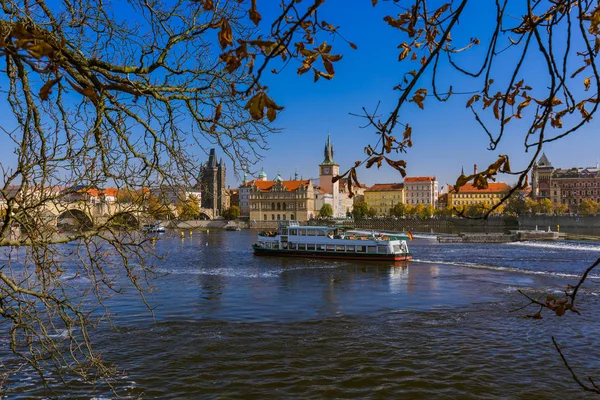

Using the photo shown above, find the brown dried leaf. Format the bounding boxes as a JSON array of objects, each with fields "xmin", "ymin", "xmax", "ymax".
[
  {"xmin": 39, "ymin": 76, "xmax": 61, "ymax": 101},
  {"xmin": 218, "ymin": 18, "xmax": 233, "ymax": 49},
  {"xmin": 584, "ymin": 77, "xmax": 591, "ymax": 91}
]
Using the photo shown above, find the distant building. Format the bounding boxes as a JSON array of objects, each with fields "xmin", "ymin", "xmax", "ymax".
[
  {"xmin": 364, "ymin": 183, "xmax": 404, "ymax": 216},
  {"xmin": 404, "ymin": 176, "xmax": 438, "ymax": 207},
  {"xmin": 531, "ymin": 153, "xmax": 553, "ymax": 199},
  {"xmin": 197, "ymin": 149, "xmax": 227, "ymax": 217},
  {"xmin": 447, "ymin": 182, "xmax": 510, "ymax": 209},
  {"xmin": 247, "ymin": 173, "xmax": 316, "ymax": 222},
  {"xmin": 550, "ymin": 166, "xmax": 600, "ymax": 210}
]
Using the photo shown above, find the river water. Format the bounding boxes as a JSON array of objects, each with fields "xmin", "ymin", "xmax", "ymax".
[{"xmin": 4, "ymin": 230, "xmax": 600, "ymax": 399}]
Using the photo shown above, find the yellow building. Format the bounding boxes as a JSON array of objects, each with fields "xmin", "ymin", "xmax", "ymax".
[
  {"xmin": 447, "ymin": 182, "xmax": 510, "ymax": 209},
  {"xmin": 247, "ymin": 175, "xmax": 316, "ymax": 222},
  {"xmin": 364, "ymin": 183, "xmax": 405, "ymax": 216}
]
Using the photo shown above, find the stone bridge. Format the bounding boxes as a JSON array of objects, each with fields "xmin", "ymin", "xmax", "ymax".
[{"xmin": 3, "ymin": 200, "xmax": 219, "ymax": 230}]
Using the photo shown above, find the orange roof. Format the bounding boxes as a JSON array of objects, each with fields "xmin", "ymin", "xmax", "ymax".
[
  {"xmin": 365, "ymin": 183, "xmax": 404, "ymax": 192},
  {"xmin": 404, "ymin": 176, "xmax": 436, "ymax": 182},
  {"xmin": 450, "ymin": 182, "xmax": 510, "ymax": 193},
  {"xmin": 102, "ymin": 188, "xmax": 118, "ymax": 196},
  {"xmin": 86, "ymin": 188, "xmax": 99, "ymax": 197},
  {"xmin": 252, "ymin": 179, "xmax": 311, "ymax": 192}
]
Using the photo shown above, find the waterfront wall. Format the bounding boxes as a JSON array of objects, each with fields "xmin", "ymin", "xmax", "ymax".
[
  {"xmin": 518, "ymin": 215, "xmax": 600, "ymax": 231},
  {"xmin": 188, "ymin": 215, "xmax": 600, "ymax": 233}
]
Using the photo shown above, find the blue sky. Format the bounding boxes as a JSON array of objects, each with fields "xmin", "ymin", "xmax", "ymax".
[
  {"xmin": 0, "ymin": 1, "xmax": 597, "ymax": 190},
  {"xmin": 229, "ymin": 1, "xmax": 600, "ymax": 188}
]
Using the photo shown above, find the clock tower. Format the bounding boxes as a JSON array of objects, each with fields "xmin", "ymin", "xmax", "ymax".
[{"xmin": 319, "ymin": 134, "xmax": 339, "ymax": 213}]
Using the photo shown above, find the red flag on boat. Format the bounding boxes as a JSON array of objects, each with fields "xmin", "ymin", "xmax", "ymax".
[{"xmin": 407, "ymin": 231, "xmax": 414, "ymax": 241}]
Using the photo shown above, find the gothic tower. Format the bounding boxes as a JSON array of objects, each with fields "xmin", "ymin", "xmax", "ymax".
[
  {"xmin": 198, "ymin": 149, "xmax": 227, "ymax": 217},
  {"xmin": 531, "ymin": 153, "xmax": 553, "ymax": 199}
]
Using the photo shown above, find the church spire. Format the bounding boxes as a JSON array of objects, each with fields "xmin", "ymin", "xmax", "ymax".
[{"xmin": 322, "ymin": 133, "xmax": 335, "ymax": 165}]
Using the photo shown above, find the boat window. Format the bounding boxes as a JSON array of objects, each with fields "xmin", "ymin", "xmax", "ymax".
[
  {"xmin": 307, "ymin": 244, "xmax": 316, "ymax": 250},
  {"xmin": 289, "ymin": 229, "xmax": 297, "ymax": 235},
  {"xmin": 367, "ymin": 246, "xmax": 377, "ymax": 253},
  {"xmin": 317, "ymin": 244, "xmax": 325, "ymax": 251},
  {"xmin": 266, "ymin": 242, "xmax": 272, "ymax": 249},
  {"xmin": 307, "ymin": 230, "xmax": 316, "ymax": 236},
  {"xmin": 378, "ymin": 246, "xmax": 388, "ymax": 253},
  {"xmin": 299, "ymin": 229, "xmax": 306, "ymax": 236},
  {"xmin": 335, "ymin": 245, "xmax": 345, "ymax": 251},
  {"xmin": 298, "ymin": 243, "xmax": 306, "ymax": 250},
  {"xmin": 346, "ymin": 245, "xmax": 355, "ymax": 252},
  {"xmin": 317, "ymin": 230, "xmax": 326, "ymax": 236},
  {"xmin": 281, "ymin": 229, "xmax": 288, "ymax": 235},
  {"xmin": 326, "ymin": 244, "xmax": 335, "ymax": 251},
  {"xmin": 288, "ymin": 242, "xmax": 296, "ymax": 250},
  {"xmin": 393, "ymin": 245, "xmax": 401, "ymax": 253},
  {"xmin": 273, "ymin": 242, "xmax": 280, "ymax": 249},
  {"xmin": 356, "ymin": 245, "xmax": 366, "ymax": 253}
]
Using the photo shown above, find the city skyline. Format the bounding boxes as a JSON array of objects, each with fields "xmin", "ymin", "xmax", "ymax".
[{"xmin": 227, "ymin": 1, "xmax": 600, "ymax": 189}]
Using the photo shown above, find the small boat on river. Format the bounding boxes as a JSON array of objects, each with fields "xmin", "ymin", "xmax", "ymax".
[
  {"xmin": 253, "ymin": 221, "xmax": 412, "ymax": 261},
  {"xmin": 142, "ymin": 222, "xmax": 166, "ymax": 233}
]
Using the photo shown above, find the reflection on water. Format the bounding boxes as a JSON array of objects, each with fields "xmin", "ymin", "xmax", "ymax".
[{"xmin": 4, "ymin": 229, "xmax": 600, "ymax": 399}]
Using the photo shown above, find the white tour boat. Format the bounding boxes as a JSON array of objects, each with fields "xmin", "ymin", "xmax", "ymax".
[{"xmin": 253, "ymin": 222, "xmax": 412, "ymax": 261}]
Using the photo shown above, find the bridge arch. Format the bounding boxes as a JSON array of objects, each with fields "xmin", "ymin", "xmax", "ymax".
[
  {"xmin": 109, "ymin": 212, "xmax": 140, "ymax": 228},
  {"xmin": 57, "ymin": 209, "xmax": 93, "ymax": 230}
]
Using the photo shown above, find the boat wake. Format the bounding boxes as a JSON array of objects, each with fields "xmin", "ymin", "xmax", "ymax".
[
  {"xmin": 506, "ymin": 240, "xmax": 600, "ymax": 252},
  {"xmin": 411, "ymin": 258, "xmax": 600, "ymax": 280}
]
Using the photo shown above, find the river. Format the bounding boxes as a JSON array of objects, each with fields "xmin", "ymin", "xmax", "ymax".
[{"xmin": 4, "ymin": 230, "xmax": 600, "ymax": 398}]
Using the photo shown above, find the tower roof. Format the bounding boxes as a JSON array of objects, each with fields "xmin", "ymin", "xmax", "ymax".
[
  {"xmin": 321, "ymin": 133, "xmax": 337, "ymax": 166},
  {"xmin": 207, "ymin": 148, "xmax": 217, "ymax": 168},
  {"xmin": 536, "ymin": 153, "xmax": 552, "ymax": 167},
  {"xmin": 258, "ymin": 168, "xmax": 267, "ymax": 180}
]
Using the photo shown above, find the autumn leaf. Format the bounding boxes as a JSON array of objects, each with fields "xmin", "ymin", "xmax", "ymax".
[
  {"xmin": 399, "ymin": 47, "xmax": 410, "ymax": 61},
  {"xmin": 218, "ymin": 18, "xmax": 233, "ymax": 49},
  {"xmin": 39, "ymin": 76, "xmax": 62, "ymax": 101},
  {"xmin": 584, "ymin": 77, "xmax": 591, "ymax": 91},
  {"xmin": 466, "ymin": 94, "xmax": 480, "ymax": 108},
  {"xmin": 214, "ymin": 103, "xmax": 222, "ymax": 122},
  {"xmin": 349, "ymin": 42, "xmax": 358, "ymax": 50},
  {"xmin": 249, "ymin": 0, "xmax": 261, "ymax": 25}
]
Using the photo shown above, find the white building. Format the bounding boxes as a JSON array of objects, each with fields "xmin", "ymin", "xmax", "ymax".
[{"xmin": 404, "ymin": 176, "xmax": 438, "ymax": 207}]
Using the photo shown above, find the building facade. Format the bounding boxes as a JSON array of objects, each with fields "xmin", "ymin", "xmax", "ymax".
[
  {"xmin": 364, "ymin": 183, "xmax": 404, "ymax": 216},
  {"xmin": 248, "ymin": 175, "xmax": 316, "ymax": 222},
  {"xmin": 550, "ymin": 167, "xmax": 600, "ymax": 210},
  {"xmin": 197, "ymin": 148, "xmax": 227, "ymax": 217},
  {"xmin": 447, "ymin": 182, "xmax": 510, "ymax": 208},
  {"xmin": 404, "ymin": 176, "xmax": 438, "ymax": 206}
]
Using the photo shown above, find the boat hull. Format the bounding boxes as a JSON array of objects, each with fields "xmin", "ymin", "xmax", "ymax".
[{"xmin": 252, "ymin": 245, "xmax": 412, "ymax": 261}]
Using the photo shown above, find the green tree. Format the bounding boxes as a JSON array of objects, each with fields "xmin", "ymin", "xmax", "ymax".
[
  {"xmin": 319, "ymin": 203, "xmax": 334, "ymax": 218},
  {"xmin": 553, "ymin": 203, "xmax": 570, "ymax": 216},
  {"xmin": 177, "ymin": 197, "xmax": 201, "ymax": 220},
  {"xmin": 578, "ymin": 199, "xmax": 600, "ymax": 216},
  {"xmin": 351, "ymin": 201, "xmax": 369, "ymax": 220},
  {"xmin": 222, "ymin": 205, "xmax": 241, "ymax": 220},
  {"xmin": 367, "ymin": 207, "xmax": 377, "ymax": 218},
  {"xmin": 390, "ymin": 202, "xmax": 407, "ymax": 218}
]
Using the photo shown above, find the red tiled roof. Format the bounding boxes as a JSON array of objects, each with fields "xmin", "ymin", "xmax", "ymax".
[
  {"xmin": 449, "ymin": 182, "xmax": 510, "ymax": 193},
  {"xmin": 404, "ymin": 176, "xmax": 436, "ymax": 182},
  {"xmin": 365, "ymin": 183, "xmax": 404, "ymax": 192},
  {"xmin": 252, "ymin": 179, "xmax": 311, "ymax": 192},
  {"xmin": 102, "ymin": 188, "xmax": 118, "ymax": 197}
]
